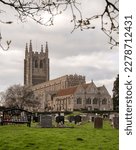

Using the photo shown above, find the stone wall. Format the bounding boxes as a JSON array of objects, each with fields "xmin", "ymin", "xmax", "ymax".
[
  {"xmin": 51, "ymin": 82, "xmax": 113, "ymax": 112},
  {"xmin": 30, "ymin": 74, "xmax": 86, "ymax": 112}
]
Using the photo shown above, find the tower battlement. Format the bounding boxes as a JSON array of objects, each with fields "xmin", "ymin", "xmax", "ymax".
[{"xmin": 67, "ymin": 74, "xmax": 86, "ymax": 87}]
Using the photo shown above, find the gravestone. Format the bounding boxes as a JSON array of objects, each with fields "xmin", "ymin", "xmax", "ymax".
[
  {"xmin": 91, "ymin": 116, "xmax": 95, "ymax": 122},
  {"xmin": 74, "ymin": 115, "xmax": 82, "ymax": 124},
  {"xmin": 94, "ymin": 117, "xmax": 103, "ymax": 128},
  {"xmin": 40, "ymin": 114, "xmax": 52, "ymax": 128},
  {"xmin": 113, "ymin": 117, "xmax": 119, "ymax": 129},
  {"xmin": 68, "ymin": 116, "xmax": 75, "ymax": 123}
]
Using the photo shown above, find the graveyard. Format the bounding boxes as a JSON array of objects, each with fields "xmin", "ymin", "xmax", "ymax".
[{"xmin": 0, "ymin": 111, "xmax": 119, "ymax": 150}]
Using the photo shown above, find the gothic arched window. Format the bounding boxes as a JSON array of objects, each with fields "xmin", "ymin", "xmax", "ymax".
[
  {"xmin": 86, "ymin": 98, "xmax": 91, "ymax": 104},
  {"xmin": 40, "ymin": 60, "xmax": 43, "ymax": 68},
  {"xmin": 77, "ymin": 97, "xmax": 82, "ymax": 104},
  {"xmin": 102, "ymin": 98, "xmax": 107, "ymax": 105},
  {"xmin": 93, "ymin": 98, "xmax": 98, "ymax": 104},
  {"xmin": 35, "ymin": 60, "xmax": 38, "ymax": 68}
]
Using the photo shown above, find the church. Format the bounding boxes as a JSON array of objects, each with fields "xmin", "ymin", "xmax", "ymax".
[{"xmin": 24, "ymin": 41, "xmax": 113, "ymax": 112}]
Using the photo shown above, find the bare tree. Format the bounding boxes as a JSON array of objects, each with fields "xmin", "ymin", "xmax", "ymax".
[
  {"xmin": 0, "ymin": 91, "xmax": 5, "ymax": 106},
  {"xmin": 0, "ymin": 32, "xmax": 11, "ymax": 51},
  {"xmin": 2, "ymin": 84, "xmax": 41, "ymax": 111},
  {"xmin": 0, "ymin": 0, "xmax": 118, "ymax": 49}
]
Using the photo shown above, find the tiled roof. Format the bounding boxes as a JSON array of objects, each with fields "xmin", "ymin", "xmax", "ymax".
[
  {"xmin": 56, "ymin": 82, "xmax": 108, "ymax": 97},
  {"xmin": 57, "ymin": 86, "xmax": 77, "ymax": 96}
]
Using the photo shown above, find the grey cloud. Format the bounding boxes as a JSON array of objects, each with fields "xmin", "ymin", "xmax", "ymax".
[{"xmin": 0, "ymin": 0, "xmax": 118, "ymax": 95}]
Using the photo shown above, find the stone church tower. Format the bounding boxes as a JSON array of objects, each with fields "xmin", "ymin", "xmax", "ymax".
[{"xmin": 24, "ymin": 41, "xmax": 49, "ymax": 86}]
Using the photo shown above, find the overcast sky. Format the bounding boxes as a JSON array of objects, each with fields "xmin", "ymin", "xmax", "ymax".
[{"xmin": 0, "ymin": 0, "xmax": 118, "ymax": 95}]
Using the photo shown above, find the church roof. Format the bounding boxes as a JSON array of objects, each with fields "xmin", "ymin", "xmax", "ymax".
[
  {"xmin": 56, "ymin": 82, "xmax": 97, "ymax": 97},
  {"xmin": 57, "ymin": 86, "xmax": 78, "ymax": 96}
]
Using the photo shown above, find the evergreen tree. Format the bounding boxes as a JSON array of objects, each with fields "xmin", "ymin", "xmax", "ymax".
[{"xmin": 112, "ymin": 74, "xmax": 119, "ymax": 110}]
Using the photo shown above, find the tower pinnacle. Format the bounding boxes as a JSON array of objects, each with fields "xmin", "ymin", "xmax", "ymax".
[
  {"xmin": 25, "ymin": 43, "xmax": 28, "ymax": 57},
  {"xmin": 45, "ymin": 42, "xmax": 48, "ymax": 53},
  {"xmin": 29, "ymin": 40, "xmax": 32, "ymax": 52},
  {"xmin": 41, "ymin": 45, "xmax": 43, "ymax": 53}
]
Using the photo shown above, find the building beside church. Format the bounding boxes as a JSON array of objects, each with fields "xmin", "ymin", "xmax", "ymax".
[
  {"xmin": 24, "ymin": 41, "xmax": 113, "ymax": 112},
  {"xmin": 51, "ymin": 82, "xmax": 112, "ymax": 111}
]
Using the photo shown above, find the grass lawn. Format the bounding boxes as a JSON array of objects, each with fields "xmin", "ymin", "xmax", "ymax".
[{"xmin": 0, "ymin": 121, "xmax": 118, "ymax": 150}]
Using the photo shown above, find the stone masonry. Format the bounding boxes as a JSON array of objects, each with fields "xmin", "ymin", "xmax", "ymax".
[{"xmin": 24, "ymin": 41, "xmax": 113, "ymax": 112}]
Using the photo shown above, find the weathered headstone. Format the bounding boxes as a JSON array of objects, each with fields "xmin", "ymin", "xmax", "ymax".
[
  {"xmin": 94, "ymin": 117, "xmax": 103, "ymax": 128},
  {"xmin": 113, "ymin": 117, "xmax": 119, "ymax": 129},
  {"xmin": 75, "ymin": 115, "xmax": 82, "ymax": 124},
  {"xmin": 91, "ymin": 116, "xmax": 95, "ymax": 122},
  {"xmin": 68, "ymin": 116, "xmax": 75, "ymax": 123},
  {"xmin": 40, "ymin": 115, "xmax": 52, "ymax": 128}
]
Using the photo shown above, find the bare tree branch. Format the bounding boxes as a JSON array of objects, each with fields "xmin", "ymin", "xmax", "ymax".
[
  {"xmin": 0, "ymin": 0, "xmax": 119, "ymax": 50},
  {"xmin": 72, "ymin": 0, "xmax": 119, "ymax": 48},
  {"xmin": 0, "ymin": 32, "xmax": 11, "ymax": 51}
]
